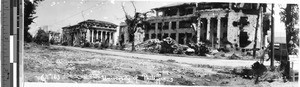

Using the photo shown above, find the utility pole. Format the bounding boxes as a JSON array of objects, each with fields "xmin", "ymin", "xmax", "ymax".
[
  {"xmin": 270, "ymin": 4, "xmax": 275, "ymax": 71},
  {"xmin": 253, "ymin": 4, "xmax": 261, "ymax": 59}
]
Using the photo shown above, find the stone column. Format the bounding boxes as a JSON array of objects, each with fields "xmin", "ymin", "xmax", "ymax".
[
  {"xmin": 96, "ymin": 30, "xmax": 99, "ymax": 42},
  {"xmin": 86, "ymin": 29, "xmax": 90, "ymax": 42},
  {"xmin": 91, "ymin": 29, "xmax": 94, "ymax": 42},
  {"xmin": 107, "ymin": 32, "xmax": 110, "ymax": 43},
  {"xmin": 111, "ymin": 32, "xmax": 114, "ymax": 45},
  {"xmin": 197, "ymin": 18, "xmax": 201, "ymax": 43},
  {"xmin": 206, "ymin": 18, "xmax": 211, "ymax": 41},
  {"xmin": 217, "ymin": 17, "xmax": 221, "ymax": 48}
]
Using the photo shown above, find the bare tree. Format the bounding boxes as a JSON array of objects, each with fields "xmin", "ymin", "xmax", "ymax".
[{"xmin": 121, "ymin": 1, "xmax": 152, "ymax": 51}]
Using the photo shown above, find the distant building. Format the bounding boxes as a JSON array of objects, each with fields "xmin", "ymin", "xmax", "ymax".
[
  {"xmin": 48, "ymin": 31, "xmax": 61, "ymax": 44},
  {"xmin": 61, "ymin": 19, "xmax": 118, "ymax": 46},
  {"xmin": 144, "ymin": 2, "xmax": 271, "ymax": 49},
  {"xmin": 118, "ymin": 22, "xmax": 145, "ymax": 46}
]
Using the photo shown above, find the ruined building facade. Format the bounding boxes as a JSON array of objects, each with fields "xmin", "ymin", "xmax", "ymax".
[
  {"xmin": 144, "ymin": 2, "xmax": 270, "ymax": 49},
  {"xmin": 62, "ymin": 19, "xmax": 118, "ymax": 46}
]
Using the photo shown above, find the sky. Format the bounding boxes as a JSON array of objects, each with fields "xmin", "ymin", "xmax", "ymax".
[
  {"xmin": 29, "ymin": 0, "xmax": 174, "ymax": 35},
  {"xmin": 28, "ymin": 0, "xmax": 298, "ymax": 37}
]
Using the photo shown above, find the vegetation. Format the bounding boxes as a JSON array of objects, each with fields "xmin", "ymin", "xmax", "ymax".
[
  {"xmin": 121, "ymin": 1, "xmax": 152, "ymax": 51},
  {"xmin": 280, "ymin": 4, "xmax": 299, "ymax": 55},
  {"xmin": 33, "ymin": 28, "xmax": 49, "ymax": 45},
  {"xmin": 24, "ymin": 0, "xmax": 44, "ymax": 42}
]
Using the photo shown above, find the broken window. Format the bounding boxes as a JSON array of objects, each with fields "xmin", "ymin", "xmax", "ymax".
[
  {"xmin": 171, "ymin": 21, "xmax": 176, "ymax": 29},
  {"xmin": 239, "ymin": 31, "xmax": 251, "ymax": 47},
  {"xmin": 163, "ymin": 33, "xmax": 169, "ymax": 39},
  {"xmin": 164, "ymin": 8, "xmax": 178, "ymax": 16},
  {"xmin": 163, "ymin": 22, "xmax": 169, "ymax": 30},
  {"xmin": 145, "ymin": 34, "xmax": 149, "ymax": 40},
  {"xmin": 151, "ymin": 33, "xmax": 156, "ymax": 39},
  {"xmin": 186, "ymin": 33, "xmax": 192, "ymax": 44},
  {"xmin": 157, "ymin": 33, "xmax": 162, "ymax": 40},
  {"xmin": 150, "ymin": 23, "xmax": 155, "ymax": 30},
  {"xmin": 200, "ymin": 18, "xmax": 207, "ymax": 41},
  {"xmin": 179, "ymin": 33, "xmax": 185, "ymax": 44},
  {"xmin": 158, "ymin": 23, "xmax": 162, "ymax": 30},
  {"xmin": 197, "ymin": 3, "xmax": 230, "ymax": 10},
  {"xmin": 170, "ymin": 33, "xmax": 176, "ymax": 40},
  {"xmin": 179, "ymin": 7, "xmax": 194, "ymax": 16},
  {"xmin": 179, "ymin": 20, "xmax": 192, "ymax": 28}
]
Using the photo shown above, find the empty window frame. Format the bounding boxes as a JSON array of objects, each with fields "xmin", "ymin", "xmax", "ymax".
[
  {"xmin": 158, "ymin": 23, "xmax": 162, "ymax": 30},
  {"xmin": 171, "ymin": 21, "xmax": 176, "ymax": 29},
  {"xmin": 170, "ymin": 33, "xmax": 176, "ymax": 40},
  {"xmin": 157, "ymin": 33, "xmax": 162, "ymax": 40},
  {"xmin": 150, "ymin": 23, "xmax": 155, "ymax": 30},
  {"xmin": 163, "ymin": 22, "xmax": 169, "ymax": 30},
  {"xmin": 163, "ymin": 33, "xmax": 169, "ymax": 39},
  {"xmin": 151, "ymin": 33, "xmax": 156, "ymax": 39},
  {"xmin": 179, "ymin": 20, "xmax": 192, "ymax": 28}
]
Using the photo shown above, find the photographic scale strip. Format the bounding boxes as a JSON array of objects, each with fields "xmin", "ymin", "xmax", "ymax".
[{"xmin": 1, "ymin": 0, "xmax": 23, "ymax": 87}]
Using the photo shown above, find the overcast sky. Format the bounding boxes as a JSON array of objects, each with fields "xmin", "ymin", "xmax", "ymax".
[
  {"xmin": 28, "ymin": 0, "xmax": 298, "ymax": 37},
  {"xmin": 29, "ymin": 0, "xmax": 173, "ymax": 35}
]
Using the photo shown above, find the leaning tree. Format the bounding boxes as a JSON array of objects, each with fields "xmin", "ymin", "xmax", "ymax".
[{"xmin": 121, "ymin": 1, "xmax": 152, "ymax": 51}]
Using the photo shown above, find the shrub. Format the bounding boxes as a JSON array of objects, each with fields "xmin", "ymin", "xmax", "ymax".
[
  {"xmin": 62, "ymin": 42, "xmax": 68, "ymax": 46},
  {"xmin": 81, "ymin": 42, "xmax": 91, "ymax": 48},
  {"xmin": 189, "ymin": 42, "xmax": 210, "ymax": 56},
  {"xmin": 173, "ymin": 44, "xmax": 189, "ymax": 54},
  {"xmin": 93, "ymin": 43, "xmax": 101, "ymax": 48},
  {"xmin": 138, "ymin": 39, "xmax": 161, "ymax": 52},
  {"xmin": 100, "ymin": 39, "xmax": 110, "ymax": 48},
  {"xmin": 33, "ymin": 29, "xmax": 49, "ymax": 45},
  {"xmin": 50, "ymin": 38, "xmax": 55, "ymax": 45}
]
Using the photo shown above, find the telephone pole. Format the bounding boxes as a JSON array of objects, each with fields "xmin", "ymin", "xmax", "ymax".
[{"xmin": 270, "ymin": 4, "xmax": 275, "ymax": 71}]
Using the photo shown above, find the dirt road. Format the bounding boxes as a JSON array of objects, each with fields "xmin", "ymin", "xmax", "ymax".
[{"xmin": 53, "ymin": 45, "xmax": 275, "ymax": 67}]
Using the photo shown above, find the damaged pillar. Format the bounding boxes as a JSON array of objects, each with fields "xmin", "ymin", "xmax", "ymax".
[
  {"xmin": 86, "ymin": 29, "xmax": 90, "ymax": 42},
  {"xmin": 197, "ymin": 18, "xmax": 201, "ymax": 43},
  {"xmin": 91, "ymin": 29, "xmax": 94, "ymax": 43},
  {"xmin": 111, "ymin": 32, "xmax": 114, "ymax": 45},
  {"xmin": 206, "ymin": 18, "xmax": 211, "ymax": 41},
  {"xmin": 107, "ymin": 32, "xmax": 110, "ymax": 43},
  {"xmin": 217, "ymin": 17, "xmax": 221, "ymax": 48},
  {"xmin": 99, "ymin": 31, "xmax": 102, "ymax": 43}
]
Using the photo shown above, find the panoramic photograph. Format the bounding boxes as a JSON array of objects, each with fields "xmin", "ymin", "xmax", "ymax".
[{"xmin": 23, "ymin": 0, "xmax": 299, "ymax": 86}]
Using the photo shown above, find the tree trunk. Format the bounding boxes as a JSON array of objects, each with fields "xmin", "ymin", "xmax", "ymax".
[
  {"xmin": 253, "ymin": 4, "xmax": 261, "ymax": 59},
  {"xmin": 270, "ymin": 4, "xmax": 275, "ymax": 71},
  {"xmin": 131, "ymin": 33, "xmax": 135, "ymax": 51}
]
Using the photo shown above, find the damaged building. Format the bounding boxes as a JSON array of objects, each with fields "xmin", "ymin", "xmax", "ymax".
[
  {"xmin": 61, "ymin": 19, "xmax": 118, "ymax": 46},
  {"xmin": 144, "ymin": 2, "xmax": 271, "ymax": 49}
]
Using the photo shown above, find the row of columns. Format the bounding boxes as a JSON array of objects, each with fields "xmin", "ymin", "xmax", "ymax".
[
  {"xmin": 197, "ymin": 17, "xmax": 222, "ymax": 48},
  {"xmin": 87, "ymin": 29, "xmax": 114, "ymax": 44}
]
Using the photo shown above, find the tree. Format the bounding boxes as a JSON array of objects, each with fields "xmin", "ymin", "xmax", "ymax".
[
  {"xmin": 279, "ymin": 4, "xmax": 298, "ymax": 81},
  {"xmin": 280, "ymin": 4, "xmax": 299, "ymax": 55},
  {"xmin": 24, "ymin": 0, "xmax": 44, "ymax": 42},
  {"xmin": 33, "ymin": 28, "xmax": 49, "ymax": 45},
  {"xmin": 121, "ymin": 1, "xmax": 152, "ymax": 51}
]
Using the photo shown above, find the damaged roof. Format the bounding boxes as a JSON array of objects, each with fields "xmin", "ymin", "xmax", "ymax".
[
  {"xmin": 62, "ymin": 19, "xmax": 118, "ymax": 29},
  {"xmin": 152, "ymin": 2, "xmax": 196, "ymax": 10}
]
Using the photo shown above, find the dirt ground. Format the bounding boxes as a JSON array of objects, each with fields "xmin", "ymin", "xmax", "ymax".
[{"xmin": 24, "ymin": 43, "xmax": 297, "ymax": 86}]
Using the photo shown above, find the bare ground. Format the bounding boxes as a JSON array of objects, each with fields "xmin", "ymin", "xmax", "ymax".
[{"xmin": 24, "ymin": 43, "xmax": 297, "ymax": 86}]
